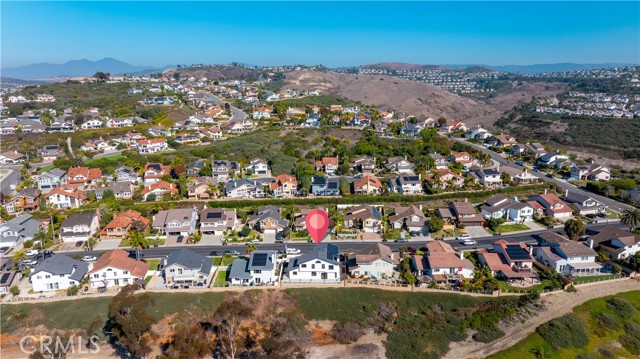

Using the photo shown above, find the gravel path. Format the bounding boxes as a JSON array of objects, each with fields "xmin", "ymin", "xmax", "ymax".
[{"xmin": 443, "ymin": 278, "xmax": 640, "ymax": 359}]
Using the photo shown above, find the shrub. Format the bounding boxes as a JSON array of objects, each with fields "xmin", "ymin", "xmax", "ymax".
[
  {"xmin": 66, "ymin": 285, "xmax": 79, "ymax": 296},
  {"xmin": 624, "ymin": 321, "xmax": 640, "ymax": 340},
  {"xmin": 597, "ymin": 313, "xmax": 621, "ymax": 332},
  {"xmin": 619, "ymin": 333, "xmax": 640, "ymax": 355},
  {"xmin": 606, "ymin": 297, "xmax": 637, "ymax": 318},
  {"xmin": 239, "ymin": 225, "xmax": 251, "ymax": 237},
  {"xmin": 575, "ymin": 354, "xmax": 596, "ymax": 359},
  {"xmin": 9, "ymin": 285, "xmax": 20, "ymax": 296},
  {"xmin": 536, "ymin": 314, "xmax": 589, "ymax": 349},
  {"xmin": 472, "ymin": 326, "xmax": 505, "ymax": 343},
  {"xmin": 329, "ymin": 321, "xmax": 365, "ymax": 344},
  {"xmin": 597, "ymin": 347, "xmax": 616, "ymax": 359}
]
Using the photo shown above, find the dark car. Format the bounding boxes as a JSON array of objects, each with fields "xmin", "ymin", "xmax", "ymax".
[
  {"xmin": 275, "ymin": 232, "xmax": 284, "ymax": 240},
  {"xmin": 75, "ymin": 241, "xmax": 84, "ymax": 247},
  {"xmin": 0, "ymin": 247, "xmax": 9, "ymax": 253},
  {"xmin": 394, "ymin": 239, "xmax": 408, "ymax": 243},
  {"xmin": 406, "ymin": 247, "xmax": 417, "ymax": 253},
  {"xmin": 546, "ymin": 173, "xmax": 554, "ymax": 178},
  {"xmin": 307, "ymin": 239, "xmax": 313, "ymax": 243},
  {"xmin": 176, "ymin": 235, "xmax": 184, "ymax": 243},
  {"xmin": 209, "ymin": 251, "xmax": 221, "ymax": 256}
]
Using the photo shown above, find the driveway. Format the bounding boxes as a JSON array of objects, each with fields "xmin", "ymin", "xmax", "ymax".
[
  {"xmin": 94, "ymin": 240, "xmax": 122, "ymax": 251},
  {"xmin": 262, "ymin": 232, "xmax": 276, "ymax": 243},
  {"xmin": 465, "ymin": 226, "xmax": 489, "ymax": 238},
  {"xmin": 199, "ymin": 234, "xmax": 222, "ymax": 245}
]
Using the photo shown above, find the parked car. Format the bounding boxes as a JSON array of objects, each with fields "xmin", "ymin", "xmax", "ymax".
[
  {"xmin": 75, "ymin": 241, "xmax": 84, "ymax": 248},
  {"xmin": 456, "ymin": 234, "xmax": 471, "ymax": 241},
  {"xmin": 81, "ymin": 256, "xmax": 97, "ymax": 262},
  {"xmin": 546, "ymin": 173, "xmax": 554, "ymax": 178},
  {"xmin": 22, "ymin": 259, "xmax": 38, "ymax": 267},
  {"xmin": 223, "ymin": 250, "xmax": 241, "ymax": 256},
  {"xmin": 247, "ymin": 239, "xmax": 260, "ymax": 245},
  {"xmin": 176, "ymin": 235, "xmax": 184, "ymax": 243},
  {"xmin": 209, "ymin": 251, "xmax": 221, "ymax": 256},
  {"xmin": 286, "ymin": 248, "xmax": 301, "ymax": 255},
  {"xmin": 462, "ymin": 239, "xmax": 478, "ymax": 245},
  {"xmin": 26, "ymin": 249, "xmax": 40, "ymax": 256},
  {"xmin": 394, "ymin": 239, "xmax": 408, "ymax": 243},
  {"xmin": 0, "ymin": 247, "xmax": 9, "ymax": 254},
  {"xmin": 275, "ymin": 239, "xmax": 284, "ymax": 244}
]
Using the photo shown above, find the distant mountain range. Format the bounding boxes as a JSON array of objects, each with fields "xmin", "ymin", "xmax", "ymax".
[{"xmin": 0, "ymin": 58, "xmax": 166, "ymax": 80}]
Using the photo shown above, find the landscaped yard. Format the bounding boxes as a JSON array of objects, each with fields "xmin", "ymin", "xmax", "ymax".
[
  {"xmin": 84, "ymin": 154, "xmax": 126, "ymax": 167},
  {"xmin": 144, "ymin": 259, "xmax": 160, "ymax": 270},
  {"xmin": 570, "ymin": 274, "xmax": 622, "ymax": 285},
  {"xmin": 213, "ymin": 270, "xmax": 228, "ymax": 287},
  {"xmin": 492, "ymin": 224, "xmax": 530, "ymax": 233},
  {"xmin": 431, "ymin": 229, "xmax": 463, "ymax": 239},
  {"xmin": 214, "ymin": 255, "xmax": 238, "ymax": 266}
]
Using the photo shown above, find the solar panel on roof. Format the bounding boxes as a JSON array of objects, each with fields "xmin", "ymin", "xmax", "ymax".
[
  {"xmin": 252, "ymin": 253, "xmax": 268, "ymax": 267},
  {"xmin": 206, "ymin": 212, "xmax": 222, "ymax": 219},
  {"xmin": 0, "ymin": 273, "xmax": 10, "ymax": 284},
  {"xmin": 407, "ymin": 176, "xmax": 419, "ymax": 181},
  {"xmin": 506, "ymin": 246, "xmax": 530, "ymax": 260}
]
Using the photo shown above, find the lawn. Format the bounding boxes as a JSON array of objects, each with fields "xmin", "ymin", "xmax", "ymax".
[
  {"xmin": 84, "ymin": 154, "xmax": 126, "ymax": 167},
  {"xmin": 570, "ymin": 274, "xmax": 622, "ymax": 285},
  {"xmin": 213, "ymin": 270, "xmax": 229, "ymax": 287},
  {"xmin": 489, "ymin": 290, "xmax": 640, "ymax": 359},
  {"xmin": 38, "ymin": 165, "xmax": 55, "ymax": 173},
  {"xmin": 144, "ymin": 259, "xmax": 160, "ymax": 270},
  {"xmin": 431, "ymin": 229, "xmax": 463, "ymax": 239},
  {"xmin": 493, "ymin": 224, "xmax": 530, "ymax": 233},
  {"xmin": 1, "ymin": 291, "xmax": 225, "ymax": 333}
]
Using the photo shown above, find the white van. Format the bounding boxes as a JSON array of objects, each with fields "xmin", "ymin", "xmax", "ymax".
[{"xmin": 286, "ymin": 248, "xmax": 301, "ymax": 255}]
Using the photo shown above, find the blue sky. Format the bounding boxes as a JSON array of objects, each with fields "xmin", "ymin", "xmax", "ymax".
[{"xmin": 2, "ymin": 1, "xmax": 639, "ymax": 68}]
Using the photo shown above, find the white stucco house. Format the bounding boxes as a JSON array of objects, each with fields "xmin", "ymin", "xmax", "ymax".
[
  {"xmin": 285, "ymin": 243, "xmax": 341, "ymax": 282},
  {"xmin": 30, "ymin": 255, "xmax": 89, "ymax": 292}
]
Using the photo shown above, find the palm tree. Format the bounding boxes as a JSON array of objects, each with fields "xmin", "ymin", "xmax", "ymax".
[
  {"xmin": 620, "ymin": 208, "xmax": 640, "ymax": 231},
  {"xmin": 127, "ymin": 231, "xmax": 149, "ymax": 260},
  {"xmin": 245, "ymin": 243, "xmax": 257, "ymax": 254},
  {"xmin": 71, "ymin": 156, "xmax": 84, "ymax": 168},
  {"xmin": 12, "ymin": 249, "xmax": 27, "ymax": 269}
]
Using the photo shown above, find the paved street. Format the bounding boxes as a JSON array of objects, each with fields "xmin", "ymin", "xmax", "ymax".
[
  {"xmin": 201, "ymin": 92, "xmax": 247, "ymax": 120},
  {"xmin": 0, "ymin": 162, "xmax": 50, "ymax": 195},
  {"xmin": 448, "ymin": 137, "xmax": 633, "ymax": 212}
]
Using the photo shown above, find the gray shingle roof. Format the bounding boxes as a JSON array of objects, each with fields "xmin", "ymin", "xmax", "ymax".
[
  {"xmin": 229, "ymin": 259, "xmax": 251, "ymax": 280},
  {"xmin": 165, "ymin": 248, "xmax": 212, "ymax": 275},
  {"xmin": 60, "ymin": 212, "xmax": 97, "ymax": 229},
  {"xmin": 30, "ymin": 255, "xmax": 89, "ymax": 282}
]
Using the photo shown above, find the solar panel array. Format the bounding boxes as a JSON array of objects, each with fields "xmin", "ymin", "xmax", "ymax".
[
  {"xmin": 206, "ymin": 212, "xmax": 222, "ymax": 219},
  {"xmin": 405, "ymin": 176, "xmax": 420, "ymax": 181},
  {"xmin": 506, "ymin": 245, "xmax": 530, "ymax": 260},
  {"xmin": 0, "ymin": 273, "xmax": 10, "ymax": 284},
  {"xmin": 252, "ymin": 253, "xmax": 268, "ymax": 267}
]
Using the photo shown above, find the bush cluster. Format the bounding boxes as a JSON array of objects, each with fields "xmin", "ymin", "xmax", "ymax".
[
  {"xmin": 606, "ymin": 297, "xmax": 637, "ymax": 318},
  {"xmin": 536, "ymin": 314, "xmax": 589, "ymax": 349}
]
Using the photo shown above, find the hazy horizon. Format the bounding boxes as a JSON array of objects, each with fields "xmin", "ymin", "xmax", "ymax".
[{"xmin": 2, "ymin": 1, "xmax": 639, "ymax": 68}]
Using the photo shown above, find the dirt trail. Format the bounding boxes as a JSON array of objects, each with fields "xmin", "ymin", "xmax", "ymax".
[{"xmin": 444, "ymin": 278, "xmax": 640, "ymax": 359}]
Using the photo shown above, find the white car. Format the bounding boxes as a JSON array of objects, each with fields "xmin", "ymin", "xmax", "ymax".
[
  {"xmin": 25, "ymin": 249, "xmax": 40, "ymax": 257},
  {"xmin": 286, "ymin": 248, "xmax": 301, "ymax": 255},
  {"xmin": 247, "ymin": 239, "xmax": 260, "ymax": 245},
  {"xmin": 462, "ymin": 239, "xmax": 478, "ymax": 246},
  {"xmin": 456, "ymin": 234, "xmax": 471, "ymax": 241},
  {"xmin": 81, "ymin": 256, "xmax": 97, "ymax": 262},
  {"xmin": 22, "ymin": 259, "xmax": 38, "ymax": 267}
]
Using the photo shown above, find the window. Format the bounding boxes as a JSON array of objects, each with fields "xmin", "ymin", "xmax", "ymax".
[
  {"xmin": 123, "ymin": 271, "xmax": 129, "ymax": 275},
  {"xmin": 311, "ymin": 264, "xmax": 315, "ymax": 269},
  {"xmin": 94, "ymin": 274, "xmax": 99, "ymax": 278},
  {"xmin": 322, "ymin": 264, "xmax": 325, "ymax": 269},
  {"xmin": 45, "ymin": 275, "xmax": 51, "ymax": 279},
  {"xmin": 254, "ymin": 270, "xmax": 262, "ymax": 274},
  {"xmin": 301, "ymin": 264, "xmax": 306, "ymax": 268},
  {"xmin": 581, "ymin": 256, "xmax": 588, "ymax": 261},
  {"xmin": 328, "ymin": 265, "xmax": 334, "ymax": 270},
  {"xmin": 311, "ymin": 272, "xmax": 317, "ymax": 276}
]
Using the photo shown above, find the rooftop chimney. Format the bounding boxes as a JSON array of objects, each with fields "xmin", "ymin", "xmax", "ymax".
[
  {"xmin": 459, "ymin": 250, "xmax": 464, "ymax": 260},
  {"xmin": 589, "ymin": 239, "xmax": 594, "ymax": 249},
  {"xmin": 544, "ymin": 189, "xmax": 548, "ymax": 195},
  {"xmin": 529, "ymin": 246, "xmax": 533, "ymax": 256},
  {"xmin": 565, "ymin": 189, "xmax": 569, "ymax": 198}
]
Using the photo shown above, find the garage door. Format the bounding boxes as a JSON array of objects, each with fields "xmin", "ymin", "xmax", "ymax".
[{"xmin": 264, "ymin": 229, "xmax": 276, "ymax": 234}]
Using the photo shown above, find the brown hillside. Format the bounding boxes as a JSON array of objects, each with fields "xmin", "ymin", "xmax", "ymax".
[
  {"xmin": 165, "ymin": 65, "xmax": 264, "ymax": 81},
  {"xmin": 285, "ymin": 70, "xmax": 503, "ymax": 126},
  {"xmin": 487, "ymin": 81, "xmax": 568, "ymax": 112}
]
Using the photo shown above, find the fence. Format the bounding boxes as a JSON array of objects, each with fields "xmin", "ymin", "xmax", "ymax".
[{"xmin": 571, "ymin": 274, "xmax": 626, "ymax": 285}]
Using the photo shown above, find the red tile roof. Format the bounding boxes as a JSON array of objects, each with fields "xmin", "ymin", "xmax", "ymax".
[{"xmin": 87, "ymin": 249, "xmax": 149, "ymax": 278}]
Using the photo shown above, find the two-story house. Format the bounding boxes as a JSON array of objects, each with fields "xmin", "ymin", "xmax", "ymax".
[
  {"xmin": 388, "ymin": 205, "xmax": 428, "ymax": 233},
  {"xmin": 67, "ymin": 167, "xmax": 102, "ymax": 187},
  {"xmin": 187, "ymin": 177, "xmax": 216, "ymax": 200},
  {"xmin": 449, "ymin": 201, "xmax": 485, "ymax": 227},
  {"xmin": 95, "ymin": 181, "xmax": 134, "ymax": 200},
  {"xmin": 152, "ymin": 207, "xmax": 199, "ymax": 236},
  {"xmin": 350, "ymin": 156, "xmax": 376, "ymax": 174},
  {"xmin": 36, "ymin": 168, "xmax": 67, "ymax": 193},
  {"xmin": 528, "ymin": 192, "xmax": 573, "ymax": 219},
  {"xmin": 269, "ymin": 174, "xmax": 298, "ymax": 198},
  {"xmin": 143, "ymin": 163, "xmax": 172, "ymax": 184},
  {"xmin": 30, "ymin": 255, "xmax": 89, "ymax": 292},
  {"xmin": 3, "ymin": 188, "xmax": 40, "ymax": 214},
  {"xmin": 311, "ymin": 176, "xmax": 340, "ymax": 196},
  {"xmin": 199, "ymin": 208, "xmax": 236, "ymax": 235},
  {"xmin": 43, "ymin": 185, "xmax": 88, "ymax": 209},
  {"xmin": 99, "ymin": 210, "xmax": 149, "ymax": 241},
  {"xmin": 113, "ymin": 166, "xmax": 140, "ymax": 184},
  {"xmin": 390, "ymin": 175, "xmax": 423, "ymax": 195},
  {"xmin": 474, "ymin": 168, "xmax": 503, "ymax": 187},
  {"xmin": 244, "ymin": 158, "xmax": 271, "ymax": 177},
  {"xmin": 225, "ymin": 179, "xmax": 266, "ymax": 198},
  {"xmin": 491, "ymin": 240, "xmax": 535, "ymax": 272},
  {"xmin": 426, "ymin": 169, "xmax": 465, "ymax": 190},
  {"xmin": 39, "ymin": 145, "xmax": 64, "ymax": 161},
  {"xmin": 534, "ymin": 234, "xmax": 600, "ymax": 276},
  {"xmin": 285, "ymin": 243, "xmax": 341, "ymax": 282},
  {"xmin": 570, "ymin": 164, "xmax": 611, "ymax": 181},
  {"xmin": 141, "ymin": 180, "xmax": 179, "ymax": 201},
  {"xmin": 343, "ymin": 205, "xmax": 383, "ymax": 233},
  {"xmin": 58, "ymin": 212, "xmax": 100, "ymax": 243},
  {"xmin": 479, "ymin": 195, "xmax": 534, "ymax": 222},
  {"xmin": 353, "ymin": 175, "xmax": 383, "ymax": 195},
  {"xmin": 229, "ymin": 250, "xmax": 279, "ymax": 286},
  {"xmin": 0, "ymin": 214, "xmax": 44, "ymax": 247},
  {"xmin": 413, "ymin": 241, "xmax": 475, "ymax": 283},
  {"xmin": 247, "ymin": 205, "xmax": 289, "ymax": 234},
  {"xmin": 590, "ymin": 226, "xmax": 640, "ymax": 260},
  {"xmin": 315, "ymin": 157, "xmax": 339, "ymax": 175},
  {"xmin": 562, "ymin": 191, "xmax": 607, "ymax": 216},
  {"xmin": 162, "ymin": 248, "xmax": 213, "ymax": 288},
  {"xmin": 449, "ymin": 151, "xmax": 473, "ymax": 169},
  {"xmin": 211, "ymin": 160, "xmax": 239, "ymax": 181},
  {"xmin": 428, "ymin": 153, "xmax": 450, "ymax": 170},
  {"xmin": 136, "ymin": 138, "xmax": 168, "ymax": 154},
  {"xmin": 346, "ymin": 243, "xmax": 398, "ymax": 278},
  {"xmin": 384, "ymin": 157, "xmax": 415, "ymax": 174},
  {"xmin": 87, "ymin": 249, "xmax": 150, "ymax": 288}
]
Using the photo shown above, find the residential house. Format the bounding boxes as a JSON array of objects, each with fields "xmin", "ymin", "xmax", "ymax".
[
  {"xmin": 487, "ymin": 134, "xmax": 518, "ymax": 148},
  {"xmin": 500, "ymin": 165, "xmax": 539, "ymax": 184},
  {"xmin": 187, "ymin": 177, "xmax": 216, "ymax": 200},
  {"xmin": 477, "ymin": 248, "xmax": 534, "ymax": 281},
  {"xmin": 389, "ymin": 205, "xmax": 429, "ymax": 233},
  {"xmin": 428, "ymin": 153, "xmax": 449, "ymax": 170},
  {"xmin": 199, "ymin": 208, "xmax": 236, "ymax": 235},
  {"xmin": 528, "ymin": 192, "xmax": 573, "ymax": 219},
  {"xmin": 252, "ymin": 106, "xmax": 273, "ymax": 120},
  {"xmin": 350, "ymin": 156, "xmax": 376, "ymax": 174},
  {"xmin": 390, "ymin": 175, "xmax": 423, "ymax": 195},
  {"xmin": 315, "ymin": 157, "xmax": 339, "ymax": 175},
  {"xmin": 39, "ymin": 145, "xmax": 63, "ymax": 161},
  {"xmin": 537, "ymin": 152, "xmax": 570, "ymax": 167},
  {"xmin": 87, "ymin": 250, "xmax": 150, "ymax": 288},
  {"xmin": 3, "ymin": 188, "xmax": 40, "ymax": 214},
  {"xmin": 36, "ymin": 168, "xmax": 67, "ymax": 193},
  {"xmin": 346, "ymin": 243, "xmax": 398, "ymax": 278},
  {"xmin": 439, "ymin": 120, "xmax": 467, "ymax": 133},
  {"xmin": 148, "ymin": 126, "xmax": 170, "ymax": 137},
  {"xmin": 43, "ymin": 185, "xmax": 88, "ymax": 209},
  {"xmin": 384, "ymin": 157, "xmax": 415, "ymax": 174},
  {"xmin": 67, "ymin": 167, "xmax": 102, "ymax": 186},
  {"xmin": 162, "ymin": 248, "xmax": 213, "ymax": 288},
  {"xmin": 570, "ymin": 164, "xmax": 611, "ymax": 181},
  {"xmin": 512, "ymin": 142, "xmax": 547, "ymax": 158},
  {"xmin": 247, "ymin": 205, "xmax": 289, "ymax": 234},
  {"xmin": 562, "ymin": 191, "xmax": 607, "ymax": 216},
  {"xmin": 80, "ymin": 118, "xmax": 103, "ymax": 129},
  {"xmin": 136, "ymin": 138, "xmax": 168, "ymax": 154},
  {"xmin": 479, "ymin": 195, "xmax": 534, "ymax": 222},
  {"xmin": 353, "ymin": 175, "xmax": 383, "ymax": 195},
  {"xmin": 343, "ymin": 205, "xmax": 383, "ymax": 233},
  {"xmin": 413, "ymin": 241, "xmax": 475, "ymax": 283},
  {"xmin": 426, "ymin": 169, "xmax": 465, "ymax": 190},
  {"xmin": 222, "ymin": 118, "xmax": 255, "ymax": 134},
  {"xmin": 211, "ymin": 160, "xmax": 239, "ymax": 181},
  {"xmin": 229, "ymin": 250, "xmax": 279, "ymax": 286},
  {"xmin": 81, "ymin": 138, "xmax": 115, "ymax": 154},
  {"xmin": 152, "ymin": 207, "xmax": 198, "ymax": 236},
  {"xmin": 449, "ymin": 151, "xmax": 473, "ymax": 169},
  {"xmin": 269, "ymin": 174, "xmax": 298, "ymax": 198},
  {"xmin": 143, "ymin": 163, "xmax": 171, "ymax": 184},
  {"xmin": 311, "ymin": 176, "xmax": 340, "ymax": 196},
  {"xmin": 0, "ymin": 270, "xmax": 22, "ymax": 293},
  {"xmin": 95, "ymin": 181, "xmax": 133, "ymax": 200},
  {"xmin": 0, "ymin": 214, "xmax": 44, "ymax": 247},
  {"xmin": 0, "ymin": 151, "xmax": 26, "ymax": 165},
  {"xmin": 590, "ymin": 226, "xmax": 640, "ymax": 259},
  {"xmin": 58, "ymin": 212, "xmax": 99, "ymax": 243},
  {"xmin": 473, "ymin": 168, "xmax": 503, "ymax": 187},
  {"xmin": 449, "ymin": 201, "xmax": 485, "ymax": 227},
  {"xmin": 141, "ymin": 181, "xmax": 179, "ymax": 201},
  {"xmin": 285, "ymin": 243, "xmax": 341, "ymax": 282},
  {"xmin": 174, "ymin": 133, "xmax": 200, "ymax": 145},
  {"xmin": 99, "ymin": 210, "xmax": 149, "ymax": 241},
  {"xmin": 49, "ymin": 119, "xmax": 74, "ymax": 132},
  {"xmin": 225, "ymin": 179, "xmax": 266, "ymax": 198},
  {"xmin": 106, "ymin": 117, "xmax": 134, "ymax": 128},
  {"xmin": 244, "ymin": 158, "xmax": 271, "ymax": 177},
  {"xmin": 199, "ymin": 126, "xmax": 223, "ymax": 140},
  {"xmin": 464, "ymin": 126, "xmax": 490, "ymax": 139},
  {"xmin": 30, "ymin": 255, "xmax": 88, "ymax": 292},
  {"xmin": 113, "ymin": 166, "xmax": 140, "ymax": 184},
  {"xmin": 534, "ymin": 234, "xmax": 601, "ymax": 276},
  {"xmin": 491, "ymin": 240, "xmax": 535, "ymax": 273},
  {"xmin": 186, "ymin": 160, "xmax": 206, "ymax": 177}
]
